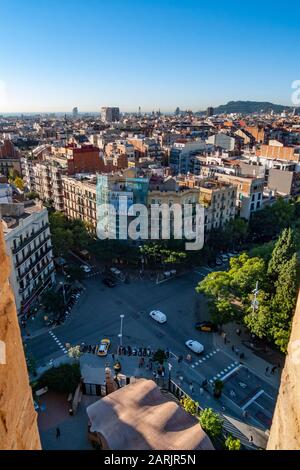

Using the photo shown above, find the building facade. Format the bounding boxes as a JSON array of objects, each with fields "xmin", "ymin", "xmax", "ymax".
[
  {"xmin": 1, "ymin": 202, "xmax": 55, "ymax": 315},
  {"xmin": 62, "ymin": 176, "xmax": 97, "ymax": 231}
]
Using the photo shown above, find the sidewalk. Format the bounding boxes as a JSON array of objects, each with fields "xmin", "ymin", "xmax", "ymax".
[{"xmin": 213, "ymin": 324, "xmax": 284, "ymax": 389}]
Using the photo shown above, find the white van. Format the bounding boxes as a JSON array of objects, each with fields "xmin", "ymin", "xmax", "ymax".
[{"xmin": 149, "ymin": 310, "xmax": 167, "ymax": 324}]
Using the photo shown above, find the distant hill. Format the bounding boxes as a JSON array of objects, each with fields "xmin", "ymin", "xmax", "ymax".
[{"xmin": 204, "ymin": 101, "xmax": 293, "ymax": 115}]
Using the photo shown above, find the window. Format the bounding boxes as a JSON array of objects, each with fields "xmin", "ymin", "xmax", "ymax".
[{"xmin": 250, "ymin": 203, "xmax": 255, "ymax": 211}]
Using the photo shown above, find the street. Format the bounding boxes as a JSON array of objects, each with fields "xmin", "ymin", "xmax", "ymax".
[{"xmin": 26, "ymin": 267, "xmax": 278, "ymax": 434}]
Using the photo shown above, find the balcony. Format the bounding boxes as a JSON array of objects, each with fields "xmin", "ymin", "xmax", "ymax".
[
  {"xmin": 15, "ymin": 235, "xmax": 51, "ymax": 267},
  {"xmin": 12, "ymin": 223, "xmax": 50, "ymax": 254},
  {"xmin": 17, "ymin": 245, "xmax": 53, "ymax": 281}
]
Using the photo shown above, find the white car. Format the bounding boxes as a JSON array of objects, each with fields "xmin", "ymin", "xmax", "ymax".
[
  {"xmin": 81, "ymin": 264, "xmax": 91, "ymax": 273},
  {"xmin": 149, "ymin": 310, "xmax": 167, "ymax": 324},
  {"xmin": 185, "ymin": 340, "xmax": 204, "ymax": 354}
]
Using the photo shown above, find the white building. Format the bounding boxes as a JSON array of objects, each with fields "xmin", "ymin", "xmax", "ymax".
[
  {"xmin": 100, "ymin": 107, "xmax": 120, "ymax": 123},
  {"xmin": 1, "ymin": 201, "xmax": 55, "ymax": 315},
  {"xmin": 206, "ymin": 133, "xmax": 235, "ymax": 151}
]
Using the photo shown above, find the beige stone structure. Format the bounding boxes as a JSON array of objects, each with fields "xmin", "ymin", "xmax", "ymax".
[
  {"xmin": 0, "ymin": 224, "xmax": 41, "ymax": 450},
  {"xmin": 267, "ymin": 291, "xmax": 300, "ymax": 450}
]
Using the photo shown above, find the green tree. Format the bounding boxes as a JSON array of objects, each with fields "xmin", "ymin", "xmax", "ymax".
[
  {"xmin": 270, "ymin": 254, "xmax": 298, "ymax": 352},
  {"xmin": 249, "ymin": 198, "xmax": 294, "ymax": 242},
  {"xmin": 244, "ymin": 292, "xmax": 272, "ymax": 339},
  {"xmin": 268, "ymin": 228, "xmax": 297, "ymax": 282},
  {"xmin": 209, "ymin": 298, "xmax": 237, "ymax": 328},
  {"xmin": 199, "ymin": 408, "xmax": 223, "ymax": 439},
  {"xmin": 41, "ymin": 288, "xmax": 65, "ymax": 315},
  {"xmin": 181, "ymin": 396, "xmax": 199, "ymax": 416},
  {"xmin": 224, "ymin": 218, "xmax": 248, "ymax": 249},
  {"xmin": 249, "ymin": 240, "xmax": 275, "ymax": 262},
  {"xmin": 153, "ymin": 349, "xmax": 166, "ymax": 365},
  {"xmin": 65, "ymin": 265, "xmax": 85, "ymax": 282},
  {"xmin": 196, "ymin": 271, "xmax": 231, "ymax": 300},
  {"xmin": 213, "ymin": 379, "xmax": 224, "ymax": 399},
  {"xmin": 229, "ymin": 253, "xmax": 266, "ymax": 298},
  {"xmin": 224, "ymin": 434, "xmax": 241, "ymax": 450},
  {"xmin": 26, "ymin": 191, "xmax": 40, "ymax": 200},
  {"xmin": 14, "ymin": 176, "xmax": 24, "ymax": 190},
  {"xmin": 38, "ymin": 363, "xmax": 81, "ymax": 393},
  {"xmin": 51, "ymin": 227, "xmax": 74, "ymax": 256}
]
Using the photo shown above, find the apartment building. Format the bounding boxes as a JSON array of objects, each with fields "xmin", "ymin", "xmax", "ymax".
[
  {"xmin": 100, "ymin": 107, "xmax": 120, "ymax": 123},
  {"xmin": 62, "ymin": 175, "xmax": 97, "ymax": 231},
  {"xmin": 206, "ymin": 133, "xmax": 235, "ymax": 151},
  {"xmin": 148, "ymin": 176, "xmax": 199, "ymax": 240},
  {"xmin": 169, "ymin": 141, "xmax": 211, "ymax": 174},
  {"xmin": 21, "ymin": 156, "xmax": 36, "ymax": 192},
  {"xmin": 33, "ymin": 161, "xmax": 65, "ymax": 211},
  {"xmin": 216, "ymin": 174, "xmax": 264, "ymax": 219},
  {"xmin": 1, "ymin": 201, "xmax": 55, "ymax": 315},
  {"xmin": 127, "ymin": 137, "xmax": 162, "ymax": 162},
  {"xmin": 96, "ymin": 169, "xmax": 149, "ymax": 239},
  {"xmin": 0, "ymin": 139, "xmax": 22, "ymax": 177},
  {"xmin": 197, "ymin": 180, "xmax": 236, "ymax": 231}
]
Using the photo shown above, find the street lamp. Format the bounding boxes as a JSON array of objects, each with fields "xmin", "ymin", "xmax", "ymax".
[
  {"xmin": 59, "ymin": 281, "xmax": 66, "ymax": 305},
  {"xmin": 119, "ymin": 314, "xmax": 124, "ymax": 347}
]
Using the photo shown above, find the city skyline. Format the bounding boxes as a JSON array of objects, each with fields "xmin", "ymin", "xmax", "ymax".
[{"xmin": 0, "ymin": 0, "xmax": 299, "ymax": 112}]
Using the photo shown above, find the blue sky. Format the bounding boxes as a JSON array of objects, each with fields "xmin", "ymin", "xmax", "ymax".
[{"xmin": 0, "ymin": 0, "xmax": 299, "ymax": 112}]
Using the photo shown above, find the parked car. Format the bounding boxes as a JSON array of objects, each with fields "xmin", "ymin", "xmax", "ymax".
[
  {"xmin": 102, "ymin": 278, "xmax": 116, "ymax": 287},
  {"xmin": 220, "ymin": 254, "xmax": 229, "ymax": 263},
  {"xmin": 195, "ymin": 321, "xmax": 218, "ymax": 333},
  {"xmin": 185, "ymin": 339, "xmax": 204, "ymax": 354},
  {"xmin": 215, "ymin": 258, "xmax": 223, "ymax": 266},
  {"xmin": 149, "ymin": 310, "xmax": 167, "ymax": 324},
  {"xmin": 81, "ymin": 264, "xmax": 91, "ymax": 273},
  {"xmin": 97, "ymin": 339, "xmax": 111, "ymax": 356}
]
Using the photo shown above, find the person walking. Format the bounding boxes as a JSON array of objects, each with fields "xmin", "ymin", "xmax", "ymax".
[
  {"xmin": 189, "ymin": 382, "xmax": 194, "ymax": 394},
  {"xmin": 271, "ymin": 366, "xmax": 277, "ymax": 375},
  {"xmin": 249, "ymin": 435, "xmax": 253, "ymax": 443},
  {"xmin": 265, "ymin": 366, "xmax": 269, "ymax": 375},
  {"xmin": 112, "ymin": 353, "xmax": 115, "ymax": 361},
  {"xmin": 56, "ymin": 427, "xmax": 61, "ymax": 440},
  {"xmin": 231, "ymin": 345, "xmax": 235, "ymax": 353}
]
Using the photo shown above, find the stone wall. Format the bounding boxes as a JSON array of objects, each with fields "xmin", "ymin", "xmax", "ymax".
[
  {"xmin": 0, "ymin": 224, "xmax": 41, "ymax": 450},
  {"xmin": 267, "ymin": 290, "xmax": 300, "ymax": 450}
]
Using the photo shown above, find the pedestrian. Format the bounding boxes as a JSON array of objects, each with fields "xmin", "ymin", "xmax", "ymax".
[
  {"xmin": 189, "ymin": 382, "xmax": 194, "ymax": 394},
  {"xmin": 56, "ymin": 427, "xmax": 61, "ymax": 440},
  {"xmin": 199, "ymin": 387, "xmax": 204, "ymax": 395},
  {"xmin": 243, "ymin": 410, "xmax": 248, "ymax": 419},
  {"xmin": 265, "ymin": 366, "xmax": 269, "ymax": 375},
  {"xmin": 235, "ymin": 347, "xmax": 239, "ymax": 355},
  {"xmin": 231, "ymin": 345, "xmax": 235, "ymax": 353},
  {"xmin": 271, "ymin": 366, "xmax": 277, "ymax": 375},
  {"xmin": 112, "ymin": 353, "xmax": 115, "ymax": 361},
  {"xmin": 249, "ymin": 435, "xmax": 253, "ymax": 443}
]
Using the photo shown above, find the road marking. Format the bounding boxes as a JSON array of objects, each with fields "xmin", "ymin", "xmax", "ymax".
[
  {"xmin": 241, "ymin": 389, "xmax": 264, "ymax": 411},
  {"xmin": 222, "ymin": 364, "xmax": 242, "ymax": 382}
]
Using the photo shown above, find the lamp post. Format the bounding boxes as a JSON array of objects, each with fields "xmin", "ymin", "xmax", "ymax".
[
  {"xmin": 59, "ymin": 281, "xmax": 66, "ymax": 305},
  {"xmin": 119, "ymin": 314, "xmax": 124, "ymax": 346},
  {"xmin": 251, "ymin": 281, "xmax": 259, "ymax": 314}
]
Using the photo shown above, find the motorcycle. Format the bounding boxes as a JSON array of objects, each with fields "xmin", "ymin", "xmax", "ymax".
[{"xmin": 132, "ymin": 347, "xmax": 137, "ymax": 356}]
